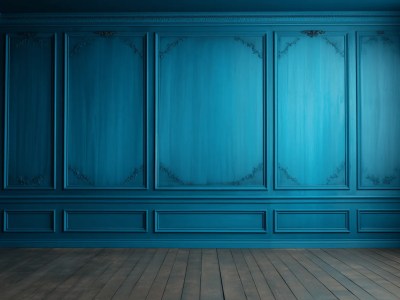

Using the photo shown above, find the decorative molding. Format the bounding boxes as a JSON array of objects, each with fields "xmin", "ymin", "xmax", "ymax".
[
  {"xmin": 95, "ymin": 31, "xmax": 115, "ymax": 37},
  {"xmin": 159, "ymin": 37, "xmax": 186, "ymax": 59},
  {"xmin": 68, "ymin": 166, "xmax": 94, "ymax": 186},
  {"xmin": 358, "ymin": 210, "xmax": 400, "ymax": 232},
  {"xmin": 120, "ymin": 38, "xmax": 143, "ymax": 57},
  {"xmin": 63, "ymin": 210, "xmax": 148, "ymax": 232},
  {"xmin": 16, "ymin": 175, "xmax": 45, "ymax": 186},
  {"xmin": 278, "ymin": 37, "xmax": 300, "ymax": 58},
  {"xmin": 233, "ymin": 36, "xmax": 263, "ymax": 59},
  {"xmin": 69, "ymin": 39, "xmax": 94, "ymax": 56},
  {"xmin": 301, "ymin": 30, "xmax": 326, "ymax": 37},
  {"xmin": 3, "ymin": 210, "xmax": 56, "ymax": 233},
  {"xmin": 123, "ymin": 165, "xmax": 144, "ymax": 185},
  {"xmin": 323, "ymin": 37, "xmax": 345, "ymax": 57},
  {"xmin": 159, "ymin": 162, "xmax": 264, "ymax": 187},
  {"xmin": 326, "ymin": 162, "xmax": 346, "ymax": 185},
  {"xmin": 154, "ymin": 210, "xmax": 267, "ymax": 233},
  {"xmin": 274, "ymin": 210, "xmax": 350, "ymax": 233},
  {"xmin": 12, "ymin": 32, "xmax": 51, "ymax": 48},
  {"xmin": 277, "ymin": 164, "xmax": 300, "ymax": 185},
  {"xmin": 1, "ymin": 13, "xmax": 399, "ymax": 26}
]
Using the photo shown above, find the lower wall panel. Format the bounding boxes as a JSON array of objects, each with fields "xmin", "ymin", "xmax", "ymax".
[
  {"xmin": 358, "ymin": 210, "xmax": 400, "ymax": 233},
  {"xmin": 274, "ymin": 210, "xmax": 350, "ymax": 233},
  {"xmin": 155, "ymin": 210, "xmax": 267, "ymax": 233},
  {"xmin": 0, "ymin": 200, "xmax": 399, "ymax": 247},
  {"xmin": 3, "ymin": 210, "xmax": 55, "ymax": 233},
  {"xmin": 64, "ymin": 210, "xmax": 148, "ymax": 233}
]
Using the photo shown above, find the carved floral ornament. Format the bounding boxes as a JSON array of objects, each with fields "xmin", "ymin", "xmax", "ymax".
[
  {"xmin": 69, "ymin": 33, "xmax": 143, "ymax": 57},
  {"xmin": 159, "ymin": 36, "xmax": 262, "ymax": 59},
  {"xmin": 278, "ymin": 30, "xmax": 344, "ymax": 58}
]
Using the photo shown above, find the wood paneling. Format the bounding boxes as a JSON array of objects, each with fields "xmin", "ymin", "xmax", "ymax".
[
  {"xmin": 65, "ymin": 32, "xmax": 146, "ymax": 189},
  {"xmin": 157, "ymin": 34, "xmax": 265, "ymax": 189},
  {"xmin": 358, "ymin": 32, "xmax": 400, "ymax": 189},
  {"xmin": 275, "ymin": 31, "xmax": 348, "ymax": 189},
  {"xmin": 4, "ymin": 33, "xmax": 55, "ymax": 189}
]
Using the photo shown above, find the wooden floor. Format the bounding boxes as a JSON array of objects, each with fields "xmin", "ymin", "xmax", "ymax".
[{"xmin": 1, "ymin": 248, "xmax": 400, "ymax": 299}]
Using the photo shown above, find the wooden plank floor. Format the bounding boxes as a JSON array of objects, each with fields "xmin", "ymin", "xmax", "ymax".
[{"xmin": 0, "ymin": 248, "xmax": 399, "ymax": 299}]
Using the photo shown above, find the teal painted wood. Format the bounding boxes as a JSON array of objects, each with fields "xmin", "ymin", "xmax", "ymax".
[
  {"xmin": 64, "ymin": 32, "xmax": 146, "ymax": 189},
  {"xmin": 275, "ymin": 31, "xmax": 348, "ymax": 189},
  {"xmin": 358, "ymin": 32, "xmax": 400, "ymax": 189},
  {"xmin": 63, "ymin": 210, "xmax": 148, "ymax": 232},
  {"xmin": 156, "ymin": 34, "xmax": 265, "ymax": 189},
  {"xmin": 3, "ymin": 209, "xmax": 55, "ymax": 232},
  {"xmin": 4, "ymin": 33, "xmax": 55, "ymax": 189},
  {"xmin": 0, "ymin": 14, "xmax": 399, "ymax": 248}
]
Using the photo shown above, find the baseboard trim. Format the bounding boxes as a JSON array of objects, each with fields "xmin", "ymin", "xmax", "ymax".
[{"xmin": 0, "ymin": 239, "xmax": 399, "ymax": 248}]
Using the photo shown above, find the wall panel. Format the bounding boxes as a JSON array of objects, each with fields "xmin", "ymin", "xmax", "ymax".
[
  {"xmin": 156, "ymin": 34, "xmax": 265, "ymax": 189},
  {"xmin": 358, "ymin": 210, "xmax": 400, "ymax": 232},
  {"xmin": 358, "ymin": 32, "xmax": 400, "ymax": 189},
  {"xmin": 275, "ymin": 31, "xmax": 348, "ymax": 189},
  {"xmin": 4, "ymin": 33, "xmax": 55, "ymax": 189},
  {"xmin": 65, "ymin": 32, "xmax": 146, "ymax": 189},
  {"xmin": 64, "ymin": 210, "xmax": 148, "ymax": 232},
  {"xmin": 3, "ymin": 210, "xmax": 55, "ymax": 232},
  {"xmin": 155, "ymin": 210, "xmax": 267, "ymax": 233},
  {"xmin": 274, "ymin": 210, "xmax": 350, "ymax": 233}
]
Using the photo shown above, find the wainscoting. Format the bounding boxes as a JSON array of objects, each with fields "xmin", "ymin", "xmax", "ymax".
[
  {"xmin": 1, "ymin": 248, "xmax": 400, "ymax": 299},
  {"xmin": 0, "ymin": 13, "xmax": 399, "ymax": 247}
]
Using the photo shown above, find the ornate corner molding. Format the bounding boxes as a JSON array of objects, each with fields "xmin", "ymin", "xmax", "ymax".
[
  {"xmin": 16, "ymin": 174, "xmax": 44, "ymax": 186},
  {"xmin": 322, "ymin": 37, "xmax": 345, "ymax": 57},
  {"xmin": 120, "ymin": 38, "xmax": 143, "ymax": 57},
  {"xmin": 95, "ymin": 31, "xmax": 115, "ymax": 38},
  {"xmin": 69, "ymin": 39, "xmax": 93, "ymax": 57},
  {"xmin": 159, "ymin": 163, "xmax": 188, "ymax": 186},
  {"xmin": 230, "ymin": 162, "xmax": 264, "ymax": 186},
  {"xmin": 159, "ymin": 37, "xmax": 186, "ymax": 59},
  {"xmin": 278, "ymin": 37, "xmax": 300, "ymax": 58},
  {"xmin": 277, "ymin": 164, "xmax": 300, "ymax": 185},
  {"xmin": 301, "ymin": 30, "xmax": 326, "ymax": 38},
  {"xmin": 13, "ymin": 32, "xmax": 49, "ymax": 48},
  {"xmin": 326, "ymin": 162, "xmax": 346, "ymax": 185},
  {"xmin": 159, "ymin": 162, "xmax": 263, "ymax": 186},
  {"xmin": 233, "ymin": 37, "xmax": 262, "ymax": 59},
  {"xmin": 123, "ymin": 165, "xmax": 144, "ymax": 185},
  {"xmin": 68, "ymin": 165, "xmax": 94, "ymax": 186}
]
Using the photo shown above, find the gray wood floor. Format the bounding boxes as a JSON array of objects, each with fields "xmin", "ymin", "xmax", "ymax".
[{"xmin": 0, "ymin": 248, "xmax": 399, "ymax": 299}]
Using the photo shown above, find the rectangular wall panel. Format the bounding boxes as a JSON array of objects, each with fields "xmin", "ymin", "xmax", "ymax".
[
  {"xmin": 64, "ymin": 210, "xmax": 148, "ymax": 232},
  {"xmin": 4, "ymin": 33, "xmax": 55, "ymax": 189},
  {"xmin": 274, "ymin": 210, "xmax": 350, "ymax": 233},
  {"xmin": 155, "ymin": 210, "xmax": 267, "ymax": 233},
  {"xmin": 4, "ymin": 210, "xmax": 55, "ymax": 232},
  {"xmin": 358, "ymin": 32, "xmax": 400, "ymax": 189},
  {"xmin": 156, "ymin": 34, "xmax": 265, "ymax": 189},
  {"xmin": 358, "ymin": 210, "xmax": 400, "ymax": 232},
  {"xmin": 275, "ymin": 31, "xmax": 348, "ymax": 189},
  {"xmin": 65, "ymin": 32, "xmax": 146, "ymax": 189}
]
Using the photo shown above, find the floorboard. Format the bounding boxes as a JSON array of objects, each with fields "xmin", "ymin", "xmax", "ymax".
[{"xmin": 0, "ymin": 248, "xmax": 399, "ymax": 300}]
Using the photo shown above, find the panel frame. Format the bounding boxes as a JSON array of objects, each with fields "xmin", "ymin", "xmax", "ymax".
[
  {"xmin": 63, "ymin": 31, "xmax": 149, "ymax": 190},
  {"xmin": 358, "ymin": 209, "xmax": 400, "ymax": 232},
  {"xmin": 154, "ymin": 209, "xmax": 267, "ymax": 233},
  {"xmin": 356, "ymin": 31, "xmax": 400, "ymax": 190},
  {"xmin": 273, "ymin": 30, "xmax": 350, "ymax": 190},
  {"xmin": 3, "ymin": 32, "xmax": 57, "ymax": 190},
  {"xmin": 274, "ymin": 209, "xmax": 351, "ymax": 233},
  {"xmin": 63, "ymin": 209, "xmax": 148, "ymax": 233},
  {"xmin": 3, "ymin": 209, "xmax": 56, "ymax": 233},
  {"xmin": 154, "ymin": 31, "xmax": 268, "ymax": 190}
]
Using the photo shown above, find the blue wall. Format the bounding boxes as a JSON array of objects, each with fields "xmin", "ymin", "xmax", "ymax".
[{"xmin": 0, "ymin": 13, "xmax": 399, "ymax": 247}]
